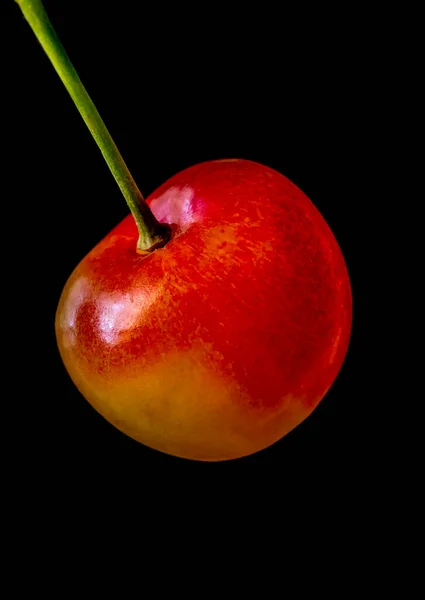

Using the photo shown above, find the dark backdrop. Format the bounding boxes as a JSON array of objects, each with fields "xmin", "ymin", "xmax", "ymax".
[{"xmin": 10, "ymin": 0, "xmax": 375, "ymax": 476}]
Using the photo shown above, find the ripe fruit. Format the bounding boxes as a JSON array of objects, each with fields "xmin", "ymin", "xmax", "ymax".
[
  {"xmin": 16, "ymin": 0, "xmax": 352, "ymax": 461},
  {"xmin": 56, "ymin": 159, "xmax": 352, "ymax": 461}
]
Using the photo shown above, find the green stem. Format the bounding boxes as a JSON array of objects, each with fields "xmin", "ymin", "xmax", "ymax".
[{"xmin": 15, "ymin": 0, "xmax": 171, "ymax": 253}]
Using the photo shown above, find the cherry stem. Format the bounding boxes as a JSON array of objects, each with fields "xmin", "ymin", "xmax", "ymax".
[{"xmin": 15, "ymin": 0, "xmax": 171, "ymax": 253}]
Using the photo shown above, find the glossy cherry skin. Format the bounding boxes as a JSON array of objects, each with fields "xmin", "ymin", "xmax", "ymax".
[{"xmin": 55, "ymin": 159, "xmax": 352, "ymax": 461}]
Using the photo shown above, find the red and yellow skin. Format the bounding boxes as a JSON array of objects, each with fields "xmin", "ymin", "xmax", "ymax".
[{"xmin": 56, "ymin": 159, "xmax": 352, "ymax": 461}]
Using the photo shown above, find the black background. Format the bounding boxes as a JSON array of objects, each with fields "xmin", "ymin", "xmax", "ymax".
[{"xmin": 9, "ymin": 0, "xmax": 376, "ymax": 477}]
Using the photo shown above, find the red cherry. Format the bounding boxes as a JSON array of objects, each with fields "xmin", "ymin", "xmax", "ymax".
[{"xmin": 56, "ymin": 159, "xmax": 352, "ymax": 461}]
